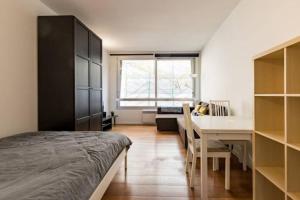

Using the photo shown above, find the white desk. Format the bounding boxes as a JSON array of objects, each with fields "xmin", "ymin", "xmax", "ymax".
[{"xmin": 191, "ymin": 116, "xmax": 253, "ymax": 200}]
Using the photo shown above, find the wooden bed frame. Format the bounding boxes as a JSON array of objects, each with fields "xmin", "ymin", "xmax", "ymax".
[{"xmin": 89, "ymin": 149, "xmax": 127, "ymax": 200}]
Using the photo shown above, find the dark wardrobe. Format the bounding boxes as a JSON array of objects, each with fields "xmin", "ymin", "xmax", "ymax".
[{"xmin": 38, "ymin": 16, "xmax": 103, "ymax": 131}]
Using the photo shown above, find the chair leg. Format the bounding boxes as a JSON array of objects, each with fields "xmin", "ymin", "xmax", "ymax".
[
  {"xmin": 188, "ymin": 150, "xmax": 193, "ymax": 163},
  {"xmin": 213, "ymin": 157, "xmax": 219, "ymax": 171},
  {"xmin": 225, "ymin": 156, "xmax": 231, "ymax": 190},
  {"xmin": 185, "ymin": 148, "xmax": 191, "ymax": 173},
  {"xmin": 190, "ymin": 154, "xmax": 197, "ymax": 188},
  {"xmin": 125, "ymin": 149, "xmax": 128, "ymax": 171},
  {"xmin": 243, "ymin": 142, "xmax": 247, "ymax": 171}
]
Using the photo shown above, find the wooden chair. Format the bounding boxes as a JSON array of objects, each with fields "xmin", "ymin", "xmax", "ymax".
[
  {"xmin": 209, "ymin": 100, "xmax": 248, "ymax": 171},
  {"xmin": 209, "ymin": 100, "xmax": 231, "ymax": 116},
  {"xmin": 183, "ymin": 103, "xmax": 231, "ymax": 190}
]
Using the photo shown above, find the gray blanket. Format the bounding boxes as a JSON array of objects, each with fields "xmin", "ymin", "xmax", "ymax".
[{"xmin": 0, "ymin": 131, "xmax": 132, "ymax": 200}]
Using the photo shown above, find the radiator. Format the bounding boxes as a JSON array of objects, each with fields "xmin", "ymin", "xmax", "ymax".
[{"xmin": 141, "ymin": 109, "xmax": 157, "ymax": 125}]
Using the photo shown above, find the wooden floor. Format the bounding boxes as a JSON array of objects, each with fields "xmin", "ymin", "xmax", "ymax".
[{"xmin": 102, "ymin": 125, "xmax": 252, "ymax": 200}]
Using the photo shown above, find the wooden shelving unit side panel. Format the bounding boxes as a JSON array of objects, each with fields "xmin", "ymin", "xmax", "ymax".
[
  {"xmin": 255, "ymin": 96, "xmax": 285, "ymax": 139},
  {"xmin": 287, "ymin": 43, "xmax": 300, "ymax": 94},
  {"xmin": 255, "ymin": 172, "xmax": 285, "ymax": 200},
  {"xmin": 254, "ymin": 49, "xmax": 285, "ymax": 94},
  {"xmin": 287, "ymin": 147, "xmax": 300, "ymax": 194}
]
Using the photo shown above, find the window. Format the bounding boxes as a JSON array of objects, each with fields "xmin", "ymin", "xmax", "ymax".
[
  {"xmin": 118, "ymin": 58, "xmax": 195, "ymax": 108},
  {"xmin": 120, "ymin": 60, "xmax": 155, "ymax": 99},
  {"xmin": 157, "ymin": 60, "xmax": 193, "ymax": 99},
  {"xmin": 119, "ymin": 60, "xmax": 155, "ymax": 107}
]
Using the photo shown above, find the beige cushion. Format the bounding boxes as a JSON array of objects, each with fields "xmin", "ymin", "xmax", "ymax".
[{"xmin": 194, "ymin": 139, "xmax": 230, "ymax": 152}]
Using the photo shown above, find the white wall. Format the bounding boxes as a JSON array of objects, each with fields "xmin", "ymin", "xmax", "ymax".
[
  {"xmin": 200, "ymin": 0, "xmax": 300, "ymax": 167},
  {"xmin": 201, "ymin": 0, "xmax": 300, "ymax": 118},
  {"xmin": 102, "ymin": 49, "xmax": 110, "ymax": 113},
  {"xmin": 0, "ymin": 0, "xmax": 55, "ymax": 138}
]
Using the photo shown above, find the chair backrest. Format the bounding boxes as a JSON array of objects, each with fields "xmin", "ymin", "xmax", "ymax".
[
  {"xmin": 209, "ymin": 100, "xmax": 231, "ymax": 116},
  {"xmin": 183, "ymin": 103, "xmax": 195, "ymax": 149}
]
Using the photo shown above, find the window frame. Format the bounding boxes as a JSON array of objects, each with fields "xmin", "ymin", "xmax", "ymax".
[{"xmin": 116, "ymin": 56, "xmax": 196, "ymax": 109}]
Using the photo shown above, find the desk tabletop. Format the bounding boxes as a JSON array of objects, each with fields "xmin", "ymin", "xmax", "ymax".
[{"xmin": 192, "ymin": 116, "xmax": 253, "ymax": 133}]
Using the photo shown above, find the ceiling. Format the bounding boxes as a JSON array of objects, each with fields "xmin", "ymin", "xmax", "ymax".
[{"xmin": 41, "ymin": 0, "xmax": 240, "ymax": 52}]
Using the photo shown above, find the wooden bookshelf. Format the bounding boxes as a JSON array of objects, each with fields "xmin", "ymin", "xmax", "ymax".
[
  {"xmin": 254, "ymin": 37, "xmax": 300, "ymax": 200},
  {"xmin": 255, "ymin": 133, "xmax": 285, "ymax": 191},
  {"xmin": 287, "ymin": 43, "xmax": 300, "ymax": 94},
  {"xmin": 255, "ymin": 172, "xmax": 285, "ymax": 200},
  {"xmin": 287, "ymin": 97, "xmax": 300, "ymax": 148},
  {"xmin": 288, "ymin": 192, "xmax": 300, "ymax": 200},
  {"xmin": 254, "ymin": 49, "xmax": 284, "ymax": 94},
  {"xmin": 287, "ymin": 147, "xmax": 300, "ymax": 199},
  {"xmin": 255, "ymin": 131, "xmax": 285, "ymax": 144},
  {"xmin": 255, "ymin": 96, "xmax": 284, "ymax": 143},
  {"xmin": 256, "ymin": 167, "xmax": 285, "ymax": 191}
]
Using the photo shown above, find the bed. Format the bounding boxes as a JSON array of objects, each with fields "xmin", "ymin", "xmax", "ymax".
[{"xmin": 0, "ymin": 131, "xmax": 132, "ymax": 200}]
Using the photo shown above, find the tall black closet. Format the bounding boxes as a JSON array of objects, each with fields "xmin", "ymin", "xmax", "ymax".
[{"xmin": 38, "ymin": 16, "xmax": 103, "ymax": 131}]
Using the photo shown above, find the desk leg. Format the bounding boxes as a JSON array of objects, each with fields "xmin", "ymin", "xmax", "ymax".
[{"xmin": 200, "ymin": 133, "xmax": 208, "ymax": 200}]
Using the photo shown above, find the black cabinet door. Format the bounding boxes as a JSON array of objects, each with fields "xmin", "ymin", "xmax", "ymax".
[
  {"xmin": 76, "ymin": 56, "xmax": 89, "ymax": 87},
  {"xmin": 90, "ymin": 90, "xmax": 101, "ymax": 115},
  {"xmin": 90, "ymin": 114, "xmax": 101, "ymax": 131},
  {"xmin": 90, "ymin": 63, "xmax": 101, "ymax": 89},
  {"xmin": 76, "ymin": 89, "xmax": 89, "ymax": 118},
  {"xmin": 91, "ymin": 33, "xmax": 102, "ymax": 64},
  {"xmin": 76, "ymin": 117, "xmax": 90, "ymax": 131},
  {"xmin": 76, "ymin": 22, "xmax": 89, "ymax": 59}
]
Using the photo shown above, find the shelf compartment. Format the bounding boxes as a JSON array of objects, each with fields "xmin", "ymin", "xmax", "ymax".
[
  {"xmin": 255, "ymin": 96, "xmax": 285, "ymax": 140},
  {"xmin": 287, "ymin": 147, "xmax": 300, "ymax": 197},
  {"xmin": 287, "ymin": 143, "xmax": 300, "ymax": 152},
  {"xmin": 254, "ymin": 49, "xmax": 284, "ymax": 94},
  {"xmin": 256, "ymin": 167, "xmax": 285, "ymax": 191},
  {"xmin": 287, "ymin": 97, "xmax": 300, "ymax": 147},
  {"xmin": 255, "ymin": 133, "xmax": 285, "ymax": 190},
  {"xmin": 255, "ymin": 171, "xmax": 285, "ymax": 200},
  {"xmin": 288, "ymin": 192, "xmax": 300, "ymax": 200},
  {"xmin": 287, "ymin": 43, "xmax": 300, "ymax": 94},
  {"xmin": 255, "ymin": 131, "xmax": 285, "ymax": 144}
]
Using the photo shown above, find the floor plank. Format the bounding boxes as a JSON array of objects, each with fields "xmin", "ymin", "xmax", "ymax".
[{"xmin": 102, "ymin": 125, "xmax": 252, "ymax": 200}]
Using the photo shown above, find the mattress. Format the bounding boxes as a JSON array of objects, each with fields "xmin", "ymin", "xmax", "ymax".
[{"xmin": 0, "ymin": 131, "xmax": 132, "ymax": 200}]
